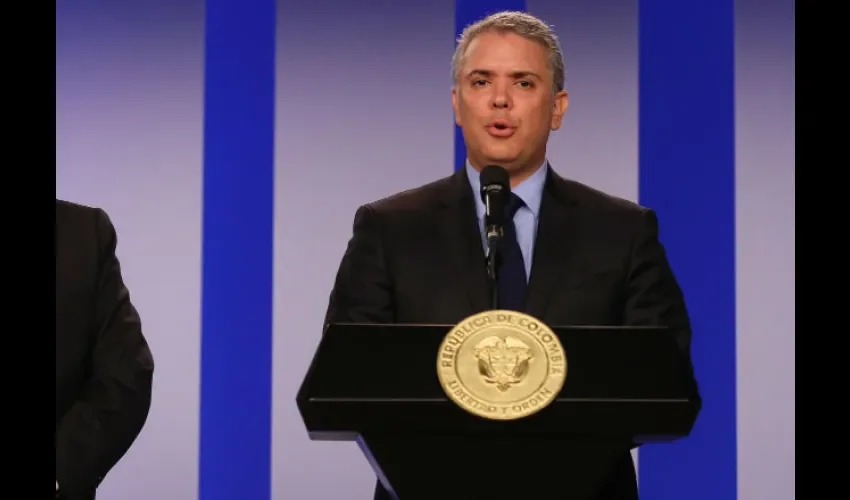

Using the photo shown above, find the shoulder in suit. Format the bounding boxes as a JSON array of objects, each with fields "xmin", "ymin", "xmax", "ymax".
[
  {"xmin": 324, "ymin": 172, "xmax": 464, "ymax": 325},
  {"xmin": 55, "ymin": 199, "xmax": 154, "ymax": 499}
]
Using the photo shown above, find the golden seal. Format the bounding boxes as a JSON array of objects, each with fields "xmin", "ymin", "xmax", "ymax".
[{"xmin": 436, "ymin": 310, "xmax": 567, "ymax": 421}]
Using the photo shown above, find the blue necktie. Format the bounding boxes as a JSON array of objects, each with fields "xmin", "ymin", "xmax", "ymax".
[{"xmin": 498, "ymin": 193, "xmax": 528, "ymax": 312}]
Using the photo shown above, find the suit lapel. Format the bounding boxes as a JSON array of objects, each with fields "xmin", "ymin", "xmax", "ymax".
[
  {"xmin": 525, "ymin": 170, "xmax": 581, "ymax": 319},
  {"xmin": 439, "ymin": 170, "xmax": 490, "ymax": 314}
]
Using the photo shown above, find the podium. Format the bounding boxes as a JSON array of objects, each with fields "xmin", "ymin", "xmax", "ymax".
[{"xmin": 296, "ymin": 322, "xmax": 700, "ymax": 500}]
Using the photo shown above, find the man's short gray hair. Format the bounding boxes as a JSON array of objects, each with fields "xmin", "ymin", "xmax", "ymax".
[{"xmin": 451, "ymin": 11, "xmax": 566, "ymax": 93}]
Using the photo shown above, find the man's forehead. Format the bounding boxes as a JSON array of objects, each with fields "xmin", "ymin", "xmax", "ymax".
[{"xmin": 463, "ymin": 32, "xmax": 548, "ymax": 67}]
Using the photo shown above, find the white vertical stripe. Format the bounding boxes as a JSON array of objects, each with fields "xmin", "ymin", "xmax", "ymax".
[
  {"xmin": 734, "ymin": 2, "xmax": 796, "ymax": 498},
  {"xmin": 272, "ymin": 3, "xmax": 455, "ymax": 498}
]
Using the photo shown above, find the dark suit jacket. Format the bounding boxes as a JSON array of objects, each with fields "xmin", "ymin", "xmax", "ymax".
[
  {"xmin": 325, "ymin": 167, "xmax": 695, "ymax": 500},
  {"xmin": 55, "ymin": 200, "xmax": 154, "ymax": 500}
]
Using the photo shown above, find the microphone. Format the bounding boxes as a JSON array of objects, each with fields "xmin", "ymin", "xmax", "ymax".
[
  {"xmin": 480, "ymin": 165, "xmax": 511, "ymax": 241},
  {"xmin": 479, "ymin": 165, "xmax": 511, "ymax": 310}
]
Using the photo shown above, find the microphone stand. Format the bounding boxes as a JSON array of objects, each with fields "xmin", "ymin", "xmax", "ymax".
[{"xmin": 485, "ymin": 226, "xmax": 502, "ymax": 310}]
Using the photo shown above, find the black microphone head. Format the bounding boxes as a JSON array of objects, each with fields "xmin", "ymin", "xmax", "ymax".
[
  {"xmin": 479, "ymin": 165, "xmax": 510, "ymax": 225},
  {"xmin": 480, "ymin": 165, "xmax": 510, "ymax": 191},
  {"xmin": 480, "ymin": 164, "xmax": 511, "ymax": 201}
]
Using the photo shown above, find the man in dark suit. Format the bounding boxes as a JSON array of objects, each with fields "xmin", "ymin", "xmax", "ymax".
[
  {"xmin": 325, "ymin": 11, "xmax": 694, "ymax": 500},
  {"xmin": 56, "ymin": 200, "xmax": 154, "ymax": 500}
]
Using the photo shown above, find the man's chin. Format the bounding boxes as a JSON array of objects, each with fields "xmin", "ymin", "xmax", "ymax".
[{"xmin": 478, "ymin": 150, "xmax": 521, "ymax": 168}]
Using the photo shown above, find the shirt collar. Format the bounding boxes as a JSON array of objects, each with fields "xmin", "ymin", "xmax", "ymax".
[{"xmin": 465, "ymin": 160, "xmax": 548, "ymax": 220}]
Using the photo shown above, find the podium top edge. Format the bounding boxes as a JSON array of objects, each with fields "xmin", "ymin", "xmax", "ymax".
[{"xmin": 326, "ymin": 322, "xmax": 669, "ymax": 331}]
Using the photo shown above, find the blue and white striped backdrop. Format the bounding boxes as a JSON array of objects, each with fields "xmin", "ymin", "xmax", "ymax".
[{"xmin": 56, "ymin": 0, "xmax": 795, "ymax": 498}]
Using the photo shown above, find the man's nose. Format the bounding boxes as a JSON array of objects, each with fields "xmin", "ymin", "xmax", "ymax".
[{"xmin": 491, "ymin": 89, "xmax": 510, "ymax": 109}]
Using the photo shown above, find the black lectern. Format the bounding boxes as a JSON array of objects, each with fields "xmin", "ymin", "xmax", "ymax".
[{"xmin": 296, "ymin": 323, "xmax": 700, "ymax": 500}]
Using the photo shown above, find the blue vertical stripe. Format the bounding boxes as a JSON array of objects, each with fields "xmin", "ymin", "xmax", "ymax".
[
  {"xmin": 637, "ymin": 1, "xmax": 737, "ymax": 499},
  {"xmin": 454, "ymin": 0, "xmax": 527, "ymax": 172},
  {"xmin": 199, "ymin": 0, "xmax": 276, "ymax": 499}
]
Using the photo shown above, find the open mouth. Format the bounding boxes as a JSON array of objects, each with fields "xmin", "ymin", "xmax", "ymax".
[{"xmin": 488, "ymin": 121, "xmax": 515, "ymax": 137}]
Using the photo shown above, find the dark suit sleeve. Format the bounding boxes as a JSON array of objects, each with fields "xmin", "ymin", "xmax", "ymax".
[
  {"xmin": 55, "ymin": 209, "xmax": 154, "ymax": 495},
  {"xmin": 623, "ymin": 209, "xmax": 698, "ymax": 393},
  {"xmin": 324, "ymin": 204, "xmax": 395, "ymax": 324}
]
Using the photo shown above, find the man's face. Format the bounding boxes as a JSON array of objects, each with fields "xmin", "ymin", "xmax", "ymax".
[{"xmin": 452, "ymin": 31, "xmax": 568, "ymax": 180}]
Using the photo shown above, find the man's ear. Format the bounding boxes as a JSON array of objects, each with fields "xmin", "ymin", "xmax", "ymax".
[
  {"xmin": 550, "ymin": 90, "xmax": 569, "ymax": 130},
  {"xmin": 452, "ymin": 86, "xmax": 462, "ymax": 127}
]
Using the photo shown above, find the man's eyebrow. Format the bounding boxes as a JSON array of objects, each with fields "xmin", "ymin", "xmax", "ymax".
[
  {"xmin": 510, "ymin": 70, "xmax": 542, "ymax": 80},
  {"xmin": 467, "ymin": 69, "xmax": 493, "ymax": 78}
]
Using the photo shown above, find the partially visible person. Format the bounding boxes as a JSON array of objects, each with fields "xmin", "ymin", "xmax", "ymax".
[{"xmin": 55, "ymin": 200, "xmax": 154, "ymax": 500}]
